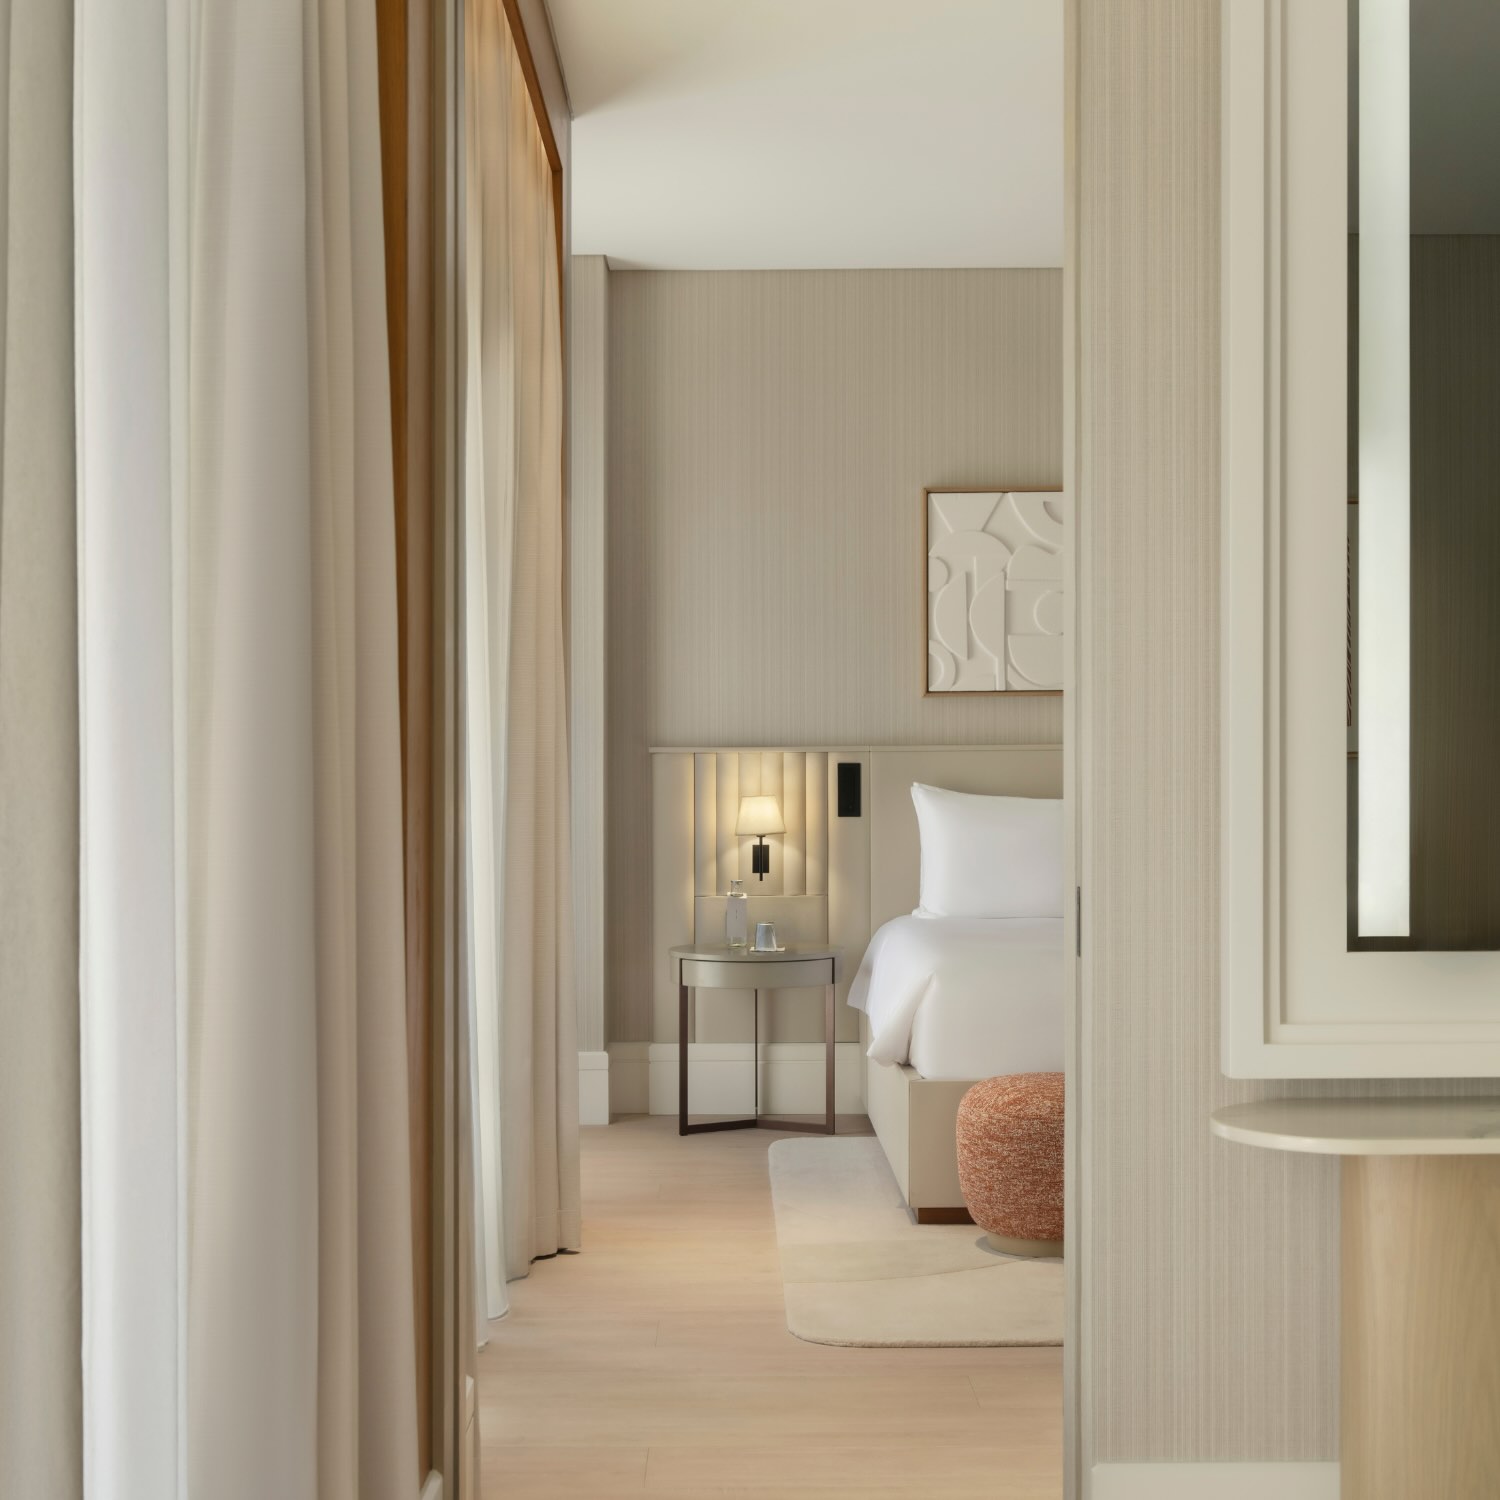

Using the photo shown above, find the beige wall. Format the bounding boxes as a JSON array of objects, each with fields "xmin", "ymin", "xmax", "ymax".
[
  {"xmin": 605, "ymin": 267, "xmax": 1063, "ymax": 1042},
  {"xmin": 1076, "ymin": 0, "xmax": 1347, "ymax": 1463},
  {"xmin": 569, "ymin": 256, "xmax": 607, "ymax": 1054},
  {"xmin": 1076, "ymin": 0, "xmax": 1500, "ymax": 1468}
]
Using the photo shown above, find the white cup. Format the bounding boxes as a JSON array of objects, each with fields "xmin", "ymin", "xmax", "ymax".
[{"xmin": 753, "ymin": 922, "xmax": 779, "ymax": 952}]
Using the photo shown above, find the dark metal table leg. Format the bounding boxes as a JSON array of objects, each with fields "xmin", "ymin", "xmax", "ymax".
[
  {"xmin": 824, "ymin": 982, "xmax": 836, "ymax": 1135},
  {"xmin": 678, "ymin": 970, "xmax": 689, "ymax": 1135}
]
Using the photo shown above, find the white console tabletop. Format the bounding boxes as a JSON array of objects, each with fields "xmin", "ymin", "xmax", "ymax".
[{"xmin": 1211, "ymin": 1096, "xmax": 1500, "ymax": 1155}]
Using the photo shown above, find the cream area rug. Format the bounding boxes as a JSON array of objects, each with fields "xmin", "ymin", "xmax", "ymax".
[{"xmin": 767, "ymin": 1137, "xmax": 1063, "ymax": 1348}]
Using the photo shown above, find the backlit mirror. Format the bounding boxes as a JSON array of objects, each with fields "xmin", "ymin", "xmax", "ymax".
[{"xmin": 1349, "ymin": 0, "xmax": 1500, "ymax": 949}]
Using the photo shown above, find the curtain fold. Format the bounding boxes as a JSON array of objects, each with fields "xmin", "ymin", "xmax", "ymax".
[
  {"xmin": 464, "ymin": 0, "xmax": 578, "ymax": 1312},
  {"xmin": 75, "ymin": 0, "xmax": 186, "ymax": 1491},
  {"xmin": 183, "ymin": 3, "xmax": 321, "ymax": 1488},
  {"xmin": 0, "ymin": 1, "xmax": 82, "ymax": 1494},
  {"xmin": 75, "ymin": 1, "xmax": 420, "ymax": 1494},
  {"xmin": 306, "ymin": 0, "xmax": 423, "ymax": 1489}
]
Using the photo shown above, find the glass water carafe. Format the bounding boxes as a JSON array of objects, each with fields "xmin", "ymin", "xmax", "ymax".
[{"xmin": 725, "ymin": 878, "xmax": 749, "ymax": 948}]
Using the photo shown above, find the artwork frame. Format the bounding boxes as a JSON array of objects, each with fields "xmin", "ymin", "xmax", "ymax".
[{"xmin": 922, "ymin": 487, "xmax": 1065, "ymax": 697}]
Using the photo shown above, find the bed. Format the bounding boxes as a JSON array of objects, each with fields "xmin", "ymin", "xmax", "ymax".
[
  {"xmin": 858, "ymin": 754, "xmax": 1065, "ymax": 1221},
  {"xmin": 850, "ymin": 915, "xmax": 1063, "ymax": 1079},
  {"xmin": 643, "ymin": 743, "xmax": 1063, "ymax": 1208}
]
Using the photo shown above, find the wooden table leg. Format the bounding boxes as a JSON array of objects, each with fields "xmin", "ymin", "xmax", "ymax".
[{"xmin": 1342, "ymin": 1155, "xmax": 1500, "ymax": 1498}]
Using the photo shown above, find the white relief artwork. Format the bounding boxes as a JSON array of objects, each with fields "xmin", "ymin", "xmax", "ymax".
[{"xmin": 926, "ymin": 490, "xmax": 1064, "ymax": 693}]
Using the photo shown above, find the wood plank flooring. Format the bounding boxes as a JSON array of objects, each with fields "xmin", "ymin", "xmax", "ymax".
[{"xmin": 478, "ymin": 1115, "xmax": 1063, "ymax": 1499}]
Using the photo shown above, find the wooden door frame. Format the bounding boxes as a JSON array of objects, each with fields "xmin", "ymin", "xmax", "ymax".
[{"xmin": 498, "ymin": 0, "xmax": 566, "ymax": 310}]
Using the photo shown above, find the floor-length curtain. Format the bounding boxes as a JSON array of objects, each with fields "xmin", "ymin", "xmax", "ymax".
[
  {"xmin": 75, "ymin": 0, "xmax": 185, "ymax": 1491},
  {"xmin": 464, "ymin": 0, "xmax": 578, "ymax": 1313},
  {"xmin": 0, "ymin": 2, "xmax": 82, "ymax": 1493},
  {"xmin": 75, "ymin": 2, "xmax": 420, "ymax": 1495}
]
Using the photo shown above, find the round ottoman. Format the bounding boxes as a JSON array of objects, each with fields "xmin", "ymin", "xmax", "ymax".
[{"xmin": 956, "ymin": 1073, "xmax": 1064, "ymax": 1257}]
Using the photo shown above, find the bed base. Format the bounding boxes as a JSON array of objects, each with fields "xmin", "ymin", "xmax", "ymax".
[
  {"xmin": 915, "ymin": 1205, "xmax": 975, "ymax": 1225},
  {"xmin": 865, "ymin": 1056, "xmax": 978, "ymax": 1220}
]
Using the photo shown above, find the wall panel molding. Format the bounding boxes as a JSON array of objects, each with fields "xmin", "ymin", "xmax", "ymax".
[
  {"xmin": 1090, "ymin": 1463, "xmax": 1338, "ymax": 1500},
  {"xmin": 646, "ymin": 1042, "xmax": 865, "ymax": 1118}
]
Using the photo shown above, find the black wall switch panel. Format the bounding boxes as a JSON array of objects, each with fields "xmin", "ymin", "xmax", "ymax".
[{"xmin": 836, "ymin": 761, "xmax": 861, "ymax": 818}]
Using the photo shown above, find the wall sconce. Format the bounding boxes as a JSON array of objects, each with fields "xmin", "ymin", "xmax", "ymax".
[{"xmin": 736, "ymin": 795, "xmax": 785, "ymax": 881}]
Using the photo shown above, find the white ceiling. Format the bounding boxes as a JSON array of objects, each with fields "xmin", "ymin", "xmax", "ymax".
[{"xmin": 546, "ymin": 0, "xmax": 1064, "ymax": 270}]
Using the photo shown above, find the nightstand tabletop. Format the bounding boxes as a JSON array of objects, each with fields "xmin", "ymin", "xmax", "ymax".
[{"xmin": 669, "ymin": 942, "xmax": 840, "ymax": 964}]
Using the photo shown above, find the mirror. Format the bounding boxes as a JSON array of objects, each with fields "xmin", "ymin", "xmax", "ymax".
[{"xmin": 1348, "ymin": 0, "xmax": 1500, "ymax": 950}]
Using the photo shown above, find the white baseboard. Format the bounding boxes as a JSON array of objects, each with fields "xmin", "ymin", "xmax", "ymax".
[
  {"xmin": 578, "ymin": 1049, "xmax": 610, "ymax": 1126},
  {"xmin": 607, "ymin": 1041, "xmax": 650, "ymax": 1116},
  {"xmin": 1090, "ymin": 1463, "xmax": 1338, "ymax": 1499},
  {"xmin": 647, "ymin": 1041, "xmax": 864, "ymax": 1117},
  {"xmin": 419, "ymin": 1471, "xmax": 443, "ymax": 1500}
]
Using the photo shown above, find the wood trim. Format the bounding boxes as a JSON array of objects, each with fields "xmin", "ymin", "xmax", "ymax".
[
  {"xmin": 376, "ymin": 0, "xmax": 437, "ymax": 1473},
  {"xmin": 496, "ymin": 0, "xmax": 561, "ymax": 173},
  {"xmin": 497, "ymin": 0, "xmax": 565, "ymax": 298},
  {"xmin": 430, "ymin": 0, "xmax": 463, "ymax": 1483}
]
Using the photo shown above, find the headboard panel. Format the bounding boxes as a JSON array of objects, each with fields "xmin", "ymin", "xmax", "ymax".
[
  {"xmin": 868, "ymin": 746, "xmax": 1064, "ymax": 932},
  {"xmin": 649, "ymin": 744, "xmax": 1063, "ymax": 1046}
]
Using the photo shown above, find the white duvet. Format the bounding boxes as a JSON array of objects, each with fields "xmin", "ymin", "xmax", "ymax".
[{"xmin": 847, "ymin": 914, "xmax": 1064, "ymax": 1081}]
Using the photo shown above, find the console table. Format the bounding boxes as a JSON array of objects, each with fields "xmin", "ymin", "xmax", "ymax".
[
  {"xmin": 670, "ymin": 943, "xmax": 841, "ymax": 1137},
  {"xmin": 1211, "ymin": 1097, "xmax": 1500, "ymax": 1499}
]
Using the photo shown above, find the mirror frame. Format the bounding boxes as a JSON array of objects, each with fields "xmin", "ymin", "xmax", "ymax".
[{"xmin": 1221, "ymin": 0, "xmax": 1500, "ymax": 1078}]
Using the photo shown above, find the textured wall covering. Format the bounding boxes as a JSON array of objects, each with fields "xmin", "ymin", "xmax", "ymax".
[
  {"xmin": 607, "ymin": 268, "xmax": 1063, "ymax": 1042},
  {"xmin": 1077, "ymin": 0, "xmax": 1500, "ymax": 1466},
  {"xmin": 1076, "ymin": 0, "xmax": 1344, "ymax": 1463},
  {"xmin": 569, "ymin": 255, "xmax": 607, "ymax": 1053},
  {"xmin": 0, "ymin": 2, "xmax": 82, "ymax": 1491}
]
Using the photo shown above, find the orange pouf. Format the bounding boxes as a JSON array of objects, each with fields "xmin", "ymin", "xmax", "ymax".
[{"xmin": 956, "ymin": 1073, "xmax": 1065, "ymax": 1256}]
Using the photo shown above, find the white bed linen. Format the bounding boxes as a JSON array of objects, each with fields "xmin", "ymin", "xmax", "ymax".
[{"xmin": 848, "ymin": 914, "xmax": 1064, "ymax": 1081}]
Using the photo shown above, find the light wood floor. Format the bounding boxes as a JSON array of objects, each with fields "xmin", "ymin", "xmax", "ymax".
[{"xmin": 478, "ymin": 1115, "xmax": 1063, "ymax": 1499}]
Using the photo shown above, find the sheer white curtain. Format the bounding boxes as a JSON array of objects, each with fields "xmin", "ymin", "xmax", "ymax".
[
  {"xmin": 464, "ymin": 0, "xmax": 579, "ymax": 1318},
  {"xmin": 0, "ymin": 2, "xmax": 82, "ymax": 1493},
  {"xmin": 75, "ymin": 1, "xmax": 418, "ymax": 1495}
]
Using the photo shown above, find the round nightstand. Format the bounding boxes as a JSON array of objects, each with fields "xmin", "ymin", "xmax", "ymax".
[{"xmin": 669, "ymin": 943, "xmax": 842, "ymax": 1137}]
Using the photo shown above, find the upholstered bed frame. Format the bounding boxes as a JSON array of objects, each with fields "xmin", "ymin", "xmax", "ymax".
[{"xmin": 862, "ymin": 746, "xmax": 1063, "ymax": 1220}]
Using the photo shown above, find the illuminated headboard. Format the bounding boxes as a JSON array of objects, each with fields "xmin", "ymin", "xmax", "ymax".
[{"xmin": 649, "ymin": 745, "xmax": 1064, "ymax": 1047}]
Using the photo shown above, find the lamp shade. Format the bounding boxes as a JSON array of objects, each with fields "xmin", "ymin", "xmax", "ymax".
[{"xmin": 736, "ymin": 794, "xmax": 785, "ymax": 837}]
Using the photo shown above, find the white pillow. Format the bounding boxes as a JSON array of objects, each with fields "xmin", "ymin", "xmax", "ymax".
[{"xmin": 910, "ymin": 783, "xmax": 1064, "ymax": 919}]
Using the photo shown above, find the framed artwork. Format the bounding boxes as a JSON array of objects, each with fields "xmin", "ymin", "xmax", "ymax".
[{"xmin": 923, "ymin": 488, "xmax": 1065, "ymax": 694}]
